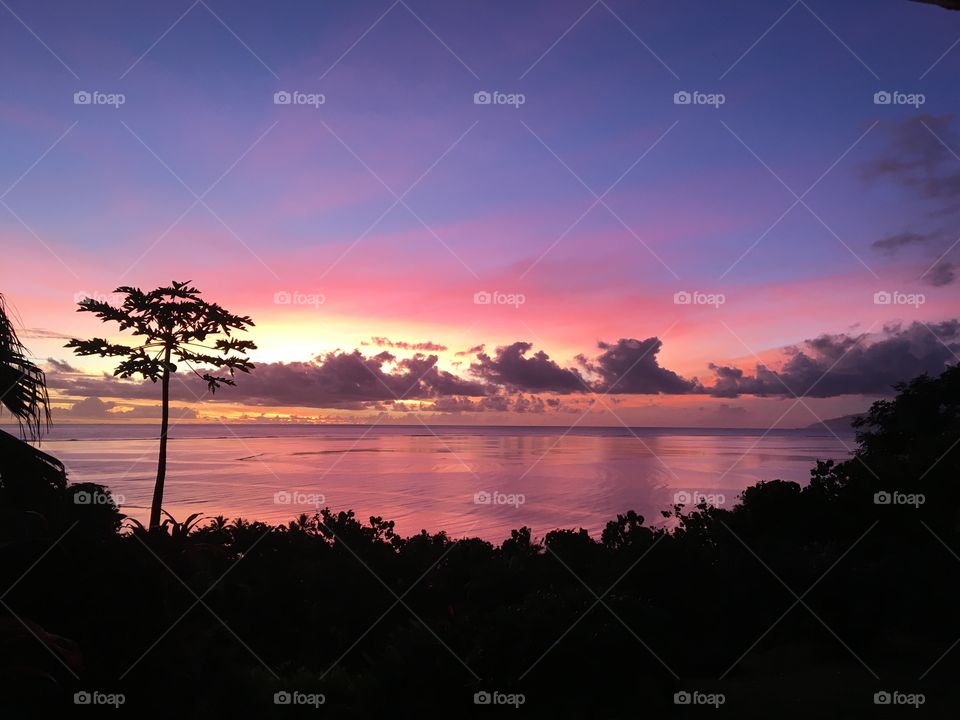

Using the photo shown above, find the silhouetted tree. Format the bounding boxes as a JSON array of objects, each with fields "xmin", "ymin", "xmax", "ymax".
[{"xmin": 66, "ymin": 281, "xmax": 255, "ymax": 529}]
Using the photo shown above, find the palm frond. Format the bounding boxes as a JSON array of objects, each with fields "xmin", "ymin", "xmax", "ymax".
[{"xmin": 0, "ymin": 293, "xmax": 50, "ymax": 439}]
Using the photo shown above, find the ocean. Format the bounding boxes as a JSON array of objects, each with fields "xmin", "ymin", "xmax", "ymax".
[{"xmin": 25, "ymin": 424, "xmax": 855, "ymax": 541}]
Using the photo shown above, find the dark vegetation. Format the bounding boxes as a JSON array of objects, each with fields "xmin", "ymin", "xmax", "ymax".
[{"xmin": 0, "ymin": 368, "xmax": 956, "ymax": 716}]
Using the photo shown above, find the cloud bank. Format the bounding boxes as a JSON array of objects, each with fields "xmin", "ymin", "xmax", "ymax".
[{"xmin": 48, "ymin": 321, "xmax": 959, "ymax": 412}]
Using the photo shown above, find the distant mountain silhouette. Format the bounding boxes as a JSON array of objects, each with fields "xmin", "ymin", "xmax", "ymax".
[{"xmin": 803, "ymin": 414, "xmax": 862, "ymax": 432}]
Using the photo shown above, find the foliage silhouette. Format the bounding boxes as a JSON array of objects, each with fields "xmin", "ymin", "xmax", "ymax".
[
  {"xmin": 2, "ymin": 366, "xmax": 959, "ymax": 716},
  {"xmin": 0, "ymin": 293, "xmax": 50, "ymax": 439}
]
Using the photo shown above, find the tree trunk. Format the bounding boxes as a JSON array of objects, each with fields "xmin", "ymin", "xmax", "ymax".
[{"xmin": 149, "ymin": 345, "xmax": 172, "ymax": 530}]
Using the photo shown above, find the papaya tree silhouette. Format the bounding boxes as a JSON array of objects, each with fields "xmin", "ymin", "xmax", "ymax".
[{"xmin": 66, "ymin": 281, "xmax": 255, "ymax": 529}]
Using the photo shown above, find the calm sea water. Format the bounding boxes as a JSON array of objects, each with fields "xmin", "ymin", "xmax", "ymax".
[{"xmin": 27, "ymin": 424, "xmax": 854, "ymax": 541}]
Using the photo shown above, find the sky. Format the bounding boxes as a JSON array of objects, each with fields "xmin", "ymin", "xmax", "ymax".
[{"xmin": 1, "ymin": 0, "xmax": 959, "ymax": 427}]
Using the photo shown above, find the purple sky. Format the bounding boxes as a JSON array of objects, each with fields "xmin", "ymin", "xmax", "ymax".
[{"xmin": 2, "ymin": 0, "xmax": 959, "ymax": 426}]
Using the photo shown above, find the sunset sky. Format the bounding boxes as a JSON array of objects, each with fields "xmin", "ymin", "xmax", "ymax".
[{"xmin": 2, "ymin": 0, "xmax": 959, "ymax": 427}]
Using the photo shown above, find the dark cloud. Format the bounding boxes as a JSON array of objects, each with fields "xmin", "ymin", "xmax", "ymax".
[
  {"xmin": 47, "ymin": 358, "xmax": 77, "ymax": 373},
  {"xmin": 422, "ymin": 394, "xmax": 549, "ymax": 414},
  {"xmin": 470, "ymin": 342, "xmax": 586, "ymax": 393},
  {"xmin": 58, "ymin": 396, "xmax": 198, "ymax": 420},
  {"xmin": 581, "ymin": 338, "xmax": 702, "ymax": 394},
  {"xmin": 872, "ymin": 231, "xmax": 936, "ymax": 253},
  {"xmin": 456, "ymin": 344, "xmax": 485, "ymax": 357},
  {"xmin": 863, "ymin": 114, "xmax": 960, "ymax": 284},
  {"xmin": 707, "ymin": 321, "xmax": 960, "ymax": 398},
  {"xmin": 363, "ymin": 337, "xmax": 448, "ymax": 352},
  {"xmin": 927, "ymin": 261, "xmax": 956, "ymax": 286},
  {"xmin": 22, "ymin": 328, "xmax": 73, "ymax": 340},
  {"xmin": 50, "ymin": 350, "xmax": 486, "ymax": 410}
]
